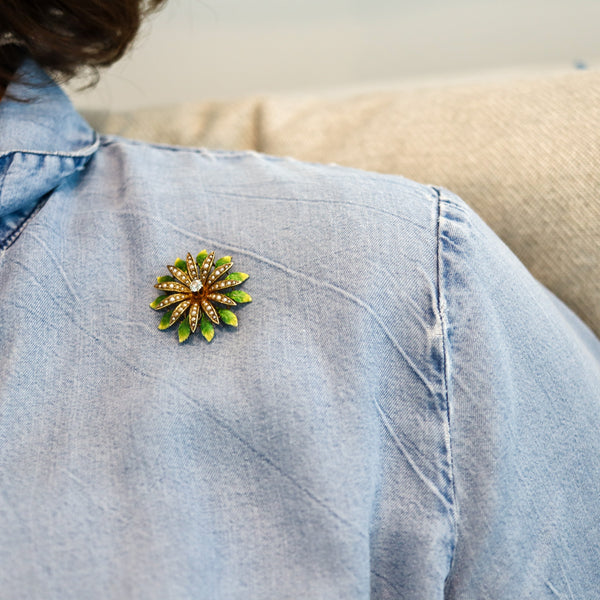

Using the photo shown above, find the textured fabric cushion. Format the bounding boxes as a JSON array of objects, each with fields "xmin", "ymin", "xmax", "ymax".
[{"xmin": 84, "ymin": 70, "xmax": 600, "ymax": 336}]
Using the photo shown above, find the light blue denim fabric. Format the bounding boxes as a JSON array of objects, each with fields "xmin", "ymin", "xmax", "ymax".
[{"xmin": 0, "ymin": 60, "xmax": 599, "ymax": 599}]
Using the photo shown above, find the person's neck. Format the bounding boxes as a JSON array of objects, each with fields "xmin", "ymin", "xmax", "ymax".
[{"xmin": 1, "ymin": 44, "xmax": 28, "ymax": 102}]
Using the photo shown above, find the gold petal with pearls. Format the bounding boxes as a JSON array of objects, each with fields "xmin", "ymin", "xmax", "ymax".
[
  {"xmin": 169, "ymin": 299, "xmax": 191, "ymax": 326},
  {"xmin": 207, "ymin": 292, "xmax": 236, "ymax": 306},
  {"xmin": 208, "ymin": 278, "xmax": 240, "ymax": 292},
  {"xmin": 189, "ymin": 302, "xmax": 201, "ymax": 332},
  {"xmin": 168, "ymin": 264, "xmax": 191, "ymax": 287},
  {"xmin": 186, "ymin": 252, "xmax": 199, "ymax": 280},
  {"xmin": 154, "ymin": 293, "xmax": 191, "ymax": 310},
  {"xmin": 201, "ymin": 298, "xmax": 219, "ymax": 324},
  {"xmin": 154, "ymin": 281, "xmax": 189, "ymax": 293},
  {"xmin": 206, "ymin": 262, "xmax": 233, "ymax": 287},
  {"xmin": 199, "ymin": 251, "xmax": 215, "ymax": 284}
]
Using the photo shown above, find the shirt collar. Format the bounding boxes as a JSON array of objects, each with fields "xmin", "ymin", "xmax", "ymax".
[
  {"xmin": 0, "ymin": 59, "xmax": 99, "ymax": 245},
  {"xmin": 0, "ymin": 58, "xmax": 98, "ymax": 158}
]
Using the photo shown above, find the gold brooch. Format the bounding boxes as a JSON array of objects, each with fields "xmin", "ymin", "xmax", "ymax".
[{"xmin": 150, "ymin": 250, "xmax": 251, "ymax": 343}]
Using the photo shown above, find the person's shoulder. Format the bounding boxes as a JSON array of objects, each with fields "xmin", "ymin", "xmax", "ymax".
[{"xmin": 95, "ymin": 134, "xmax": 442, "ymax": 234}]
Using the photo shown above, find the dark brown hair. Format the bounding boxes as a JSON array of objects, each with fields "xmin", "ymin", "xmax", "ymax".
[{"xmin": 0, "ymin": 0, "xmax": 167, "ymax": 91}]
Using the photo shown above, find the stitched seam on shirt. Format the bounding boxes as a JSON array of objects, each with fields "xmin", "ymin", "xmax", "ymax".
[
  {"xmin": 432, "ymin": 185, "xmax": 459, "ymax": 580},
  {"xmin": 0, "ymin": 133, "xmax": 100, "ymax": 160},
  {"xmin": 97, "ymin": 135, "xmax": 419, "ymax": 180}
]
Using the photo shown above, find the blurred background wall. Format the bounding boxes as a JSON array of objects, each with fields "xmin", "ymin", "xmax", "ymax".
[{"xmin": 71, "ymin": 0, "xmax": 599, "ymax": 110}]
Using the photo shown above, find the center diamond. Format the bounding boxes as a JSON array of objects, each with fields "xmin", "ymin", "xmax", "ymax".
[{"xmin": 189, "ymin": 278, "xmax": 202, "ymax": 293}]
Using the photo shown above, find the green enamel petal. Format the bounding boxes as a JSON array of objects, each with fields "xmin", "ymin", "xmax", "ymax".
[
  {"xmin": 225, "ymin": 290, "xmax": 252, "ymax": 303},
  {"xmin": 178, "ymin": 316, "xmax": 191, "ymax": 343},
  {"xmin": 157, "ymin": 275, "xmax": 175, "ymax": 283},
  {"xmin": 215, "ymin": 256, "xmax": 232, "ymax": 267},
  {"xmin": 200, "ymin": 313, "xmax": 215, "ymax": 342},
  {"xmin": 175, "ymin": 258, "xmax": 187, "ymax": 272},
  {"xmin": 150, "ymin": 295, "xmax": 169, "ymax": 309},
  {"xmin": 196, "ymin": 250, "xmax": 208, "ymax": 265},
  {"xmin": 217, "ymin": 309, "xmax": 238, "ymax": 327},
  {"xmin": 158, "ymin": 310, "xmax": 174, "ymax": 330},
  {"xmin": 226, "ymin": 272, "xmax": 249, "ymax": 282}
]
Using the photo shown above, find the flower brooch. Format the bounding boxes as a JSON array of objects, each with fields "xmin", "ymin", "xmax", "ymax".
[{"xmin": 150, "ymin": 250, "xmax": 251, "ymax": 343}]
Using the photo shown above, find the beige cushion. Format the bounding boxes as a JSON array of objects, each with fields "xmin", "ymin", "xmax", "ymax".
[{"xmin": 84, "ymin": 70, "xmax": 600, "ymax": 336}]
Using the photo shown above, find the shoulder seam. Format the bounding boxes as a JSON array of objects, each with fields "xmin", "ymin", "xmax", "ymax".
[
  {"xmin": 96, "ymin": 136, "xmax": 418, "ymax": 181},
  {"xmin": 431, "ymin": 185, "xmax": 459, "ymax": 579}
]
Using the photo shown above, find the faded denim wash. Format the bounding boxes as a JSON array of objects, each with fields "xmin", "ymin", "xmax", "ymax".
[{"xmin": 1, "ymin": 61, "xmax": 599, "ymax": 599}]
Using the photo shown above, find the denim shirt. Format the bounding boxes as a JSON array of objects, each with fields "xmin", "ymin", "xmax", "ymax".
[{"xmin": 1, "ymin": 61, "xmax": 599, "ymax": 599}]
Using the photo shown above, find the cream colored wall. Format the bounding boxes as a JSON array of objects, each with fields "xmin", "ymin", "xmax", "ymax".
[{"xmin": 70, "ymin": 0, "xmax": 600, "ymax": 110}]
